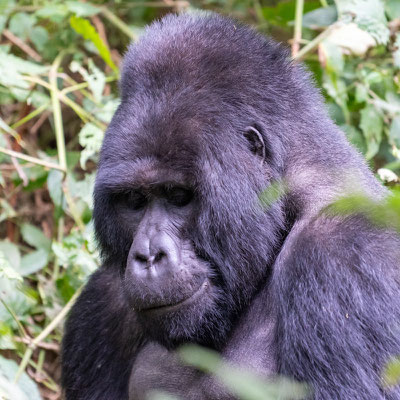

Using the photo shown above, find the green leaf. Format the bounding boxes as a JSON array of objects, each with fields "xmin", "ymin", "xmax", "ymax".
[
  {"xmin": 364, "ymin": 71, "xmax": 382, "ymax": 85},
  {"xmin": 0, "ymin": 355, "xmax": 41, "ymax": 400},
  {"xmin": 0, "ymin": 323, "xmax": 15, "ymax": 350},
  {"xmin": 31, "ymin": 26, "xmax": 49, "ymax": 52},
  {"xmin": 383, "ymin": 357, "xmax": 400, "ymax": 387},
  {"xmin": 259, "ymin": 181, "xmax": 287, "ymax": 209},
  {"xmin": 9, "ymin": 12, "xmax": 36, "ymax": 40},
  {"xmin": 335, "ymin": 0, "xmax": 389, "ymax": 45},
  {"xmin": 66, "ymin": 1, "xmax": 101, "ymax": 17},
  {"xmin": 70, "ymin": 59, "xmax": 106, "ymax": 102},
  {"xmin": 359, "ymin": 105, "xmax": 383, "ymax": 159},
  {"xmin": 389, "ymin": 116, "xmax": 400, "ymax": 148},
  {"xmin": 78, "ymin": 122, "xmax": 104, "ymax": 169},
  {"xmin": 0, "ymin": 241, "xmax": 20, "ymax": 270},
  {"xmin": 35, "ymin": 4, "xmax": 69, "ymax": 21},
  {"xmin": 179, "ymin": 345, "xmax": 308, "ymax": 400},
  {"xmin": 47, "ymin": 170, "xmax": 66, "ymax": 209},
  {"xmin": 322, "ymin": 40, "xmax": 344, "ymax": 73},
  {"xmin": 0, "ymin": 251, "xmax": 22, "ymax": 282},
  {"xmin": 20, "ymin": 223, "xmax": 51, "ymax": 251},
  {"xmin": 70, "ymin": 16, "xmax": 117, "ymax": 72},
  {"xmin": 303, "ymin": 6, "xmax": 337, "ymax": 28},
  {"xmin": 355, "ymin": 84, "xmax": 368, "ymax": 103},
  {"xmin": 20, "ymin": 249, "xmax": 49, "ymax": 276},
  {"xmin": 386, "ymin": 0, "xmax": 400, "ymax": 20},
  {"xmin": 0, "ymin": 15, "xmax": 7, "ymax": 33},
  {"xmin": 0, "ymin": 199, "xmax": 16, "ymax": 223},
  {"xmin": 0, "ymin": 52, "xmax": 48, "ymax": 92}
]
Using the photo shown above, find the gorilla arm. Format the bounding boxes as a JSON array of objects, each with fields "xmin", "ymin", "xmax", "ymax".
[
  {"xmin": 62, "ymin": 267, "xmax": 144, "ymax": 400},
  {"xmin": 273, "ymin": 213, "xmax": 400, "ymax": 400}
]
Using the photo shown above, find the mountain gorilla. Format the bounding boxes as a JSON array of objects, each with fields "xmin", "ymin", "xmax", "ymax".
[{"xmin": 62, "ymin": 12, "xmax": 400, "ymax": 400}]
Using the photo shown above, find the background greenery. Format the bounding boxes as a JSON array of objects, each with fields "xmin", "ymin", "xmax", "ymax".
[{"xmin": 0, "ymin": 0, "xmax": 400, "ymax": 399}]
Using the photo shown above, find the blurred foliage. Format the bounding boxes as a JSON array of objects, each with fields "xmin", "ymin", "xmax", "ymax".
[{"xmin": 0, "ymin": 0, "xmax": 400, "ymax": 399}]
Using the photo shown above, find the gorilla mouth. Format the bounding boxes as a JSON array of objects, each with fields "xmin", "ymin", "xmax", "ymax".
[{"xmin": 140, "ymin": 280, "xmax": 209, "ymax": 315}]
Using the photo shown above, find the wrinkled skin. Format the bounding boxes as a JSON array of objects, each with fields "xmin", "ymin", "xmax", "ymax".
[{"xmin": 62, "ymin": 13, "xmax": 400, "ymax": 400}]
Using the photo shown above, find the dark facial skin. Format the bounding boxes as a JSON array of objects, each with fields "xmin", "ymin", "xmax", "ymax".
[
  {"xmin": 61, "ymin": 13, "xmax": 400, "ymax": 400},
  {"xmin": 121, "ymin": 179, "xmax": 212, "ymax": 345},
  {"xmin": 124, "ymin": 183, "xmax": 203, "ymax": 309}
]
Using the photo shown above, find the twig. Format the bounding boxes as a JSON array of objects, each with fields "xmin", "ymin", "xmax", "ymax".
[
  {"xmin": 293, "ymin": 22, "xmax": 342, "ymax": 61},
  {"xmin": 292, "ymin": 0, "xmax": 304, "ymax": 57},
  {"xmin": 0, "ymin": 117, "xmax": 28, "ymax": 150},
  {"xmin": 0, "ymin": 297, "xmax": 29, "ymax": 339},
  {"xmin": 31, "ymin": 110, "xmax": 51, "ymax": 136},
  {"xmin": 15, "ymin": 286, "xmax": 84, "ymax": 382},
  {"xmin": 62, "ymin": 181, "xmax": 86, "ymax": 233},
  {"xmin": 11, "ymin": 156, "xmax": 28, "ymax": 186},
  {"xmin": 14, "ymin": 337, "xmax": 60, "ymax": 352},
  {"xmin": 100, "ymin": 6, "xmax": 137, "ymax": 40},
  {"xmin": 49, "ymin": 52, "xmax": 67, "ymax": 172},
  {"xmin": 3, "ymin": 29, "xmax": 42, "ymax": 62},
  {"xmin": 22, "ymin": 75, "xmax": 107, "ymax": 130},
  {"xmin": 11, "ymin": 102, "xmax": 50, "ymax": 130},
  {"xmin": 0, "ymin": 146, "xmax": 65, "ymax": 171}
]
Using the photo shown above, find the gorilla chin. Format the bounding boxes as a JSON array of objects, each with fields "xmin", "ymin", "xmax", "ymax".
[{"xmin": 134, "ymin": 279, "xmax": 229, "ymax": 350}]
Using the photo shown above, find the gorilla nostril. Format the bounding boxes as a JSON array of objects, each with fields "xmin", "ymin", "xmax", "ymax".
[
  {"xmin": 135, "ymin": 253, "xmax": 148, "ymax": 263},
  {"xmin": 154, "ymin": 251, "xmax": 166, "ymax": 263}
]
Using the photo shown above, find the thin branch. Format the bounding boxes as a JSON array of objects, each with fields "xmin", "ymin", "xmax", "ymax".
[
  {"xmin": 15, "ymin": 286, "xmax": 84, "ymax": 382},
  {"xmin": 3, "ymin": 29, "xmax": 42, "ymax": 62},
  {"xmin": 11, "ymin": 156, "xmax": 28, "ymax": 186},
  {"xmin": 49, "ymin": 52, "xmax": 67, "ymax": 172},
  {"xmin": 293, "ymin": 22, "xmax": 342, "ymax": 61},
  {"xmin": 0, "ymin": 117, "xmax": 28, "ymax": 150},
  {"xmin": 22, "ymin": 76, "xmax": 107, "ymax": 130},
  {"xmin": 0, "ymin": 147, "xmax": 65, "ymax": 171},
  {"xmin": 292, "ymin": 0, "xmax": 304, "ymax": 57},
  {"xmin": 11, "ymin": 102, "xmax": 50, "ymax": 130},
  {"xmin": 100, "ymin": 6, "xmax": 137, "ymax": 40}
]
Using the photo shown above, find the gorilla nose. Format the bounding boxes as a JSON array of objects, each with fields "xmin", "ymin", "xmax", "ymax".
[
  {"xmin": 130, "ymin": 233, "xmax": 180, "ymax": 278},
  {"xmin": 134, "ymin": 250, "xmax": 166, "ymax": 266}
]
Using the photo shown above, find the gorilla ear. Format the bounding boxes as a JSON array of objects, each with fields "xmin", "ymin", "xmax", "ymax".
[{"xmin": 244, "ymin": 126, "xmax": 266, "ymax": 162}]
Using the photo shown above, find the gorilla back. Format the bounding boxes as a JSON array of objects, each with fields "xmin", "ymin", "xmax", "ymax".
[{"xmin": 62, "ymin": 13, "xmax": 400, "ymax": 400}]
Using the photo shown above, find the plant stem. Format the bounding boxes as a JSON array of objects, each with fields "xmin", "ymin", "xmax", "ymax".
[
  {"xmin": 293, "ymin": 22, "xmax": 341, "ymax": 60},
  {"xmin": 11, "ymin": 102, "xmax": 50, "ymax": 130},
  {"xmin": 0, "ymin": 147, "xmax": 65, "ymax": 171},
  {"xmin": 100, "ymin": 6, "xmax": 136, "ymax": 40},
  {"xmin": 292, "ymin": 0, "xmax": 304, "ymax": 57},
  {"xmin": 22, "ymin": 76, "xmax": 107, "ymax": 130},
  {"xmin": 50, "ymin": 52, "xmax": 67, "ymax": 172},
  {"xmin": 14, "ymin": 286, "xmax": 83, "ymax": 382}
]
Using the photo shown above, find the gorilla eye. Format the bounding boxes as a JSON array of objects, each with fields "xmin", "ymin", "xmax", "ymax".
[
  {"xmin": 165, "ymin": 187, "xmax": 193, "ymax": 207},
  {"xmin": 126, "ymin": 190, "xmax": 147, "ymax": 210}
]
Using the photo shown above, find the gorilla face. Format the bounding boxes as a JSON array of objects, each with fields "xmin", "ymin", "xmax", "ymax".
[
  {"xmin": 94, "ymin": 110, "xmax": 284, "ymax": 348},
  {"xmin": 118, "ymin": 172, "xmax": 219, "ymax": 347}
]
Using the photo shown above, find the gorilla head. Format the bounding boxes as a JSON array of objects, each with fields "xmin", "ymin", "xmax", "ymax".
[{"xmin": 91, "ymin": 14, "xmax": 300, "ymax": 348}]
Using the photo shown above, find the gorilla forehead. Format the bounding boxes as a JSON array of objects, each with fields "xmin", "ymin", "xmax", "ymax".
[{"xmin": 119, "ymin": 13, "xmax": 298, "ymax": 114}]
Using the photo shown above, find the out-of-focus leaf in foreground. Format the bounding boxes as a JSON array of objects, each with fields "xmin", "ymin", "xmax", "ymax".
[{"xmin": 179, "ymin": 345, "xmax": 309, "ymax": 400}]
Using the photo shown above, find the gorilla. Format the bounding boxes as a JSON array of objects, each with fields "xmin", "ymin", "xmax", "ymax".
[{"xmin": 62, "ymin": 12, "xmax": 400, "ymax": 400}]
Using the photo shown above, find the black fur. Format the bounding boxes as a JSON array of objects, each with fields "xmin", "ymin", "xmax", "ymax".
[{"xmin": 62, "ymin": 13, "xmax": 400, "ymax": 400}]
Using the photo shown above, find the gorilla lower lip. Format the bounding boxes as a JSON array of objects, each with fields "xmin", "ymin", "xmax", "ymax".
[{"xmin": 141, "ymin": 280, "xmax": 208, "ymax": 314}]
